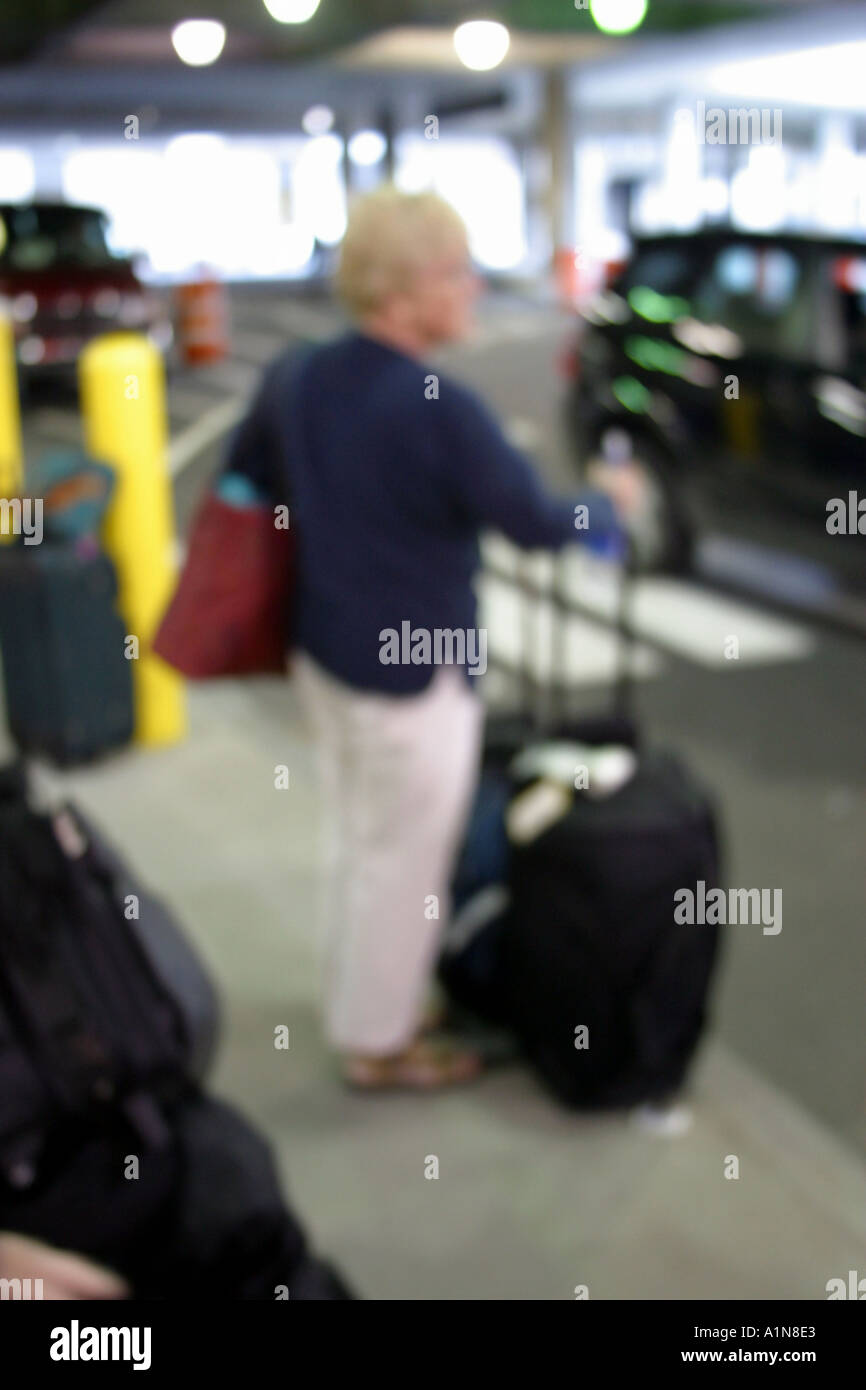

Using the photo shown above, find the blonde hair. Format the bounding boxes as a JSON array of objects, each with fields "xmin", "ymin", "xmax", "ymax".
[{"xmin": 336, "ymin": 186, "xmax": 468, "ymax": 319}]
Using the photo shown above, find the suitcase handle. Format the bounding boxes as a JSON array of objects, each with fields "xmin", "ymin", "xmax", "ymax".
[{"xmin": 510, "ymin": 535, "xmax": 638, "ymax": 737}]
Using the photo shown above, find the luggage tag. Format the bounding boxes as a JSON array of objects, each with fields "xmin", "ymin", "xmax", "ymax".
[
  {"xmin": 580, "ymin": 746, "xmax": 638, "ymax": 799},
  {"xmin": 510, "ymin": 741, "xmax": 637, "ymax": 800},
  {"xmin": 506, "ymin": 779, "xmax": 572, "ymax": 845},
  {"xmin": 510, "ymin": 742, "xmax": 588, "ymax": 787}
]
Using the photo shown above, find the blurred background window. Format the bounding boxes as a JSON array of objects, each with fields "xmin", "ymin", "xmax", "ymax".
[
  {"xmin": 60, "ymin": 138, "xmax": 340, "ymax": 281},
  {"xmin": 695, "ymin": 244, "xmax": 808, "ymax": 358},
  {"xmin": 0, "ymin": 204, "xmax": 115, "ymax": 270},
  {"xmin": 619, "ymin": 244, "xmax": 697, "ymax": 295}
]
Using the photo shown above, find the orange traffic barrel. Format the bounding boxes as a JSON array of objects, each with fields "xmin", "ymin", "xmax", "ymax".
[
  {"xmin": 554, "ymin": 246, "xmax": 580, "ymax": 304},
  {"xmin": 174, "ymin": 273, "xmax": 229, "ymax": 365}
]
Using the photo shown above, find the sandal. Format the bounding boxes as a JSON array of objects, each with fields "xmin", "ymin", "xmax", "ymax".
[{"xmin": 343, "ymin": 1036, "xmax": 483, "ymax": 1091}]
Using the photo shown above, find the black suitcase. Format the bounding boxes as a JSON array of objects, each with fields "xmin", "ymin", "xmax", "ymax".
[
  {"xmin": 440, "ymin": 547, "xmax": 641, "ymax": 1026},
  {"xmin": 0, "ymin": 541, "xmax": 133, "ymax": 765},
  {"xmin": 0, "ymin": 1090, "xmax": 356, "ymax": 1300},
  {"xmin": 0, "ymin": 766, "xmax": 353, "ymax": 1299},
  {"xmin": 501, "ymin": 749, "xmax": 721, "ymax": 1107},
  {"xmin": 0, "ymin": 761, "xmax": 219, "ymax": 1187},
  {"xmin": 445, "ymin": 545, "xmax": 723, "ymax": 1106}
]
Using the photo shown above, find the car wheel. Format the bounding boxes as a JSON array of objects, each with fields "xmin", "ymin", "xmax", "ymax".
[{"xmin": 580, "ymin": 426, "xmax": 693, "ymax": 574}]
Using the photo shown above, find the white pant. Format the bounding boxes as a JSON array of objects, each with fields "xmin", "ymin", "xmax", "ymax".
[{"xmin": 293, "ymin": 653, "xmax": 484, "ymax": 1055}]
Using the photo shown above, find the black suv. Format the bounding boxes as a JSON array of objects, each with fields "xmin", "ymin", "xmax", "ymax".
[{"xmin": 564, "ymin": 230, "xmax": 866, "ymax": 575}]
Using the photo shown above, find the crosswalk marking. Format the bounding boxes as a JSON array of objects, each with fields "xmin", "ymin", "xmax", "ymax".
[
  {"xmin": 479, "ymin": 571, "xmax": 661, "ymax": 687},
  {"xmin": 481, "ymin": 536, "xmax": 815, "ymax": 671},
  {"xmin": 617, "ymin": 576, "xmax": 815, "ymax": 667}
]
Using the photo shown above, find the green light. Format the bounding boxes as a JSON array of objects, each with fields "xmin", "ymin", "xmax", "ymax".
[
  {"xmin": 625, "ymin": 335, "xmax": 689, "ymax": 377},
  {"xmin": 589, "ymin": 0, "xmax": 649, "ymax": 37},
  {"xmin": 612, "ymin": 376, "xmax": 652, "ymax": 413},
  {"xmin": 627, "ymin": 286, "xmax": 690, "ymax": 323}
]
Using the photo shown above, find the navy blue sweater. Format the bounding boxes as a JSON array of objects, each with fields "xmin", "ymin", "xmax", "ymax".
[{"xmin": 224, "ymin": 330, "xmax": 619, "ymax": 694}]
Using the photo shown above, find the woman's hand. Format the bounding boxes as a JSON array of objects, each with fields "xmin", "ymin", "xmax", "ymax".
[
  {"xmin": 586, "ymin": 458, "xmax": 647, "ymax": 523},
  {"xmin": 0, "ymin": 1232, "xmax": 130, "ymax": 1300}
]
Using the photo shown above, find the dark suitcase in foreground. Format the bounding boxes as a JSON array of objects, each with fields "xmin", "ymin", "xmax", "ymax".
[
  {"xmin": 0, "ymin": 542, "xmax": 133, "ymax": 766},
  {"xmin": 0, "ymin": 765, "xmax": 352, "ymax": 1298},
  {"xmin": 0, "ymin": 761, "xmax": 220, "ymax": 1185}
]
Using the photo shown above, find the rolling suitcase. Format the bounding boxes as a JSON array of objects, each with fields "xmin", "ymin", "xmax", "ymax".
[
  {"xmin": 442, "ymin": 544, "xmax": 724, "ymax": 1106},
  {"xmin": 501, "ymin": 747, "xmax": 721, "ymax": 1107},
  {"xmin": 0, "ymin": 541, "xmax": 133, "ymax": 765},
  {"xmin": 440, "ymin": 545, "xmax": 639, "ymax": 1025}
]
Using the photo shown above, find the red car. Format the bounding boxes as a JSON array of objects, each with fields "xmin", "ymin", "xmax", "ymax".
[{"xmin": 0, "ymin": 201, "xmax": 172, "ymax": 384}]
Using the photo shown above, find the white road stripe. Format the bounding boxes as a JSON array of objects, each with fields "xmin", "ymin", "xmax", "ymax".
[
  {"xmin": 622, "ymin": 577, "xmax": 815, "ymax": 666},
  {"xmin": 168, "ymin": 384, "xmax": 233, "ymax": 423},
  {"xmin": 479, "ymin": 571, "xmax": 661, "ymax": 686},
  {"xmin": 168, "ymin": 397, "xmax": 246, "ymax": 477},
  {"xmin": 481, "ymin": 536, "xmax": 814, "ymax": 669}
]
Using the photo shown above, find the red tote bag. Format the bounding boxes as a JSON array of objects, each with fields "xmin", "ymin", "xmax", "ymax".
[{"xmin": 152, "ymin": 492, "xmax": 295, "ymax": 678}]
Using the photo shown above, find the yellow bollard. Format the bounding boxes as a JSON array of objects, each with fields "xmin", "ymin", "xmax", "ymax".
[
  {"xmin": 0, "ymin": 310, "xmax": 23, "ymax": 543},
  {"xmin": 79, "ymin": 332, "xmax": 186, "ymax": 747}
]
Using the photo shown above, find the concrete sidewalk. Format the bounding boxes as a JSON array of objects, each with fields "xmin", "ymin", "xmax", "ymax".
[{"xmin": 10, "ymin": 676, "xmax": 865, "ymax": 1302}]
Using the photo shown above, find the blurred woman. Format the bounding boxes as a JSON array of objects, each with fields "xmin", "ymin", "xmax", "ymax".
[{"xmin": 226, "ymin": 188, "xmax": 628, "ymax": 1090}]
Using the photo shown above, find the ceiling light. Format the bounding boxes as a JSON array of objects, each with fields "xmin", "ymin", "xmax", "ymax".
[
  {"xmin": 263, "ymin": 0, "xmax": 320, "ymax": 23},
  {"xmin": 171, "ymin": 19, "xmax": 226, "ymax": 66},
  {"xmin": 302, "ymin": 105, "xmax": 335, "ymax": 136},
  {"xmin": 348, "ymin": 130, "xmax": 387, "ymax": 167},
  {"xmin": 453, "ymin": 20, "xmax": 510, "ymax": 72},
  {"xmin": 589, "ymin": 0, "xmax": 649, "ymax": 36}
]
